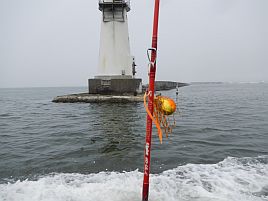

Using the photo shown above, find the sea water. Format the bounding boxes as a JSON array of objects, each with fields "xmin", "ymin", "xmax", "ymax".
[{"xmin": 0, "ymin": 83, "xmax": 268, "ymax": 201}]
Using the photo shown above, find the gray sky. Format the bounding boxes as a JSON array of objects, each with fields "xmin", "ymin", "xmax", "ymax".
[{"xmin": 0, "ymin": 0, "xmax": 267, "ymax": 88}]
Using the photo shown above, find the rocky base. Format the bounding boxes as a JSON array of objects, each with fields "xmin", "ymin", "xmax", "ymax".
[{"xmin": 52, "ymin": 93, "xmax": 143, "ymax": 103}]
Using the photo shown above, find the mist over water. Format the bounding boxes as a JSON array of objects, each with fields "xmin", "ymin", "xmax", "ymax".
[{"xmin": 0, "ymin": 83, "xmax": 268, "ymax": 200}]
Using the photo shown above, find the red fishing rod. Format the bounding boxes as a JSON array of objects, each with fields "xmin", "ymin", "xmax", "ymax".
[{"xmin": 142, "ymin": 0, "xmax": 160, "ymax": 201}]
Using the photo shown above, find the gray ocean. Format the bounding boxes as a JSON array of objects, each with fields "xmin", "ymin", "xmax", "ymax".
[{"xmin": 0, "ymin": 83, "xmax": 268, "ymax": 201}]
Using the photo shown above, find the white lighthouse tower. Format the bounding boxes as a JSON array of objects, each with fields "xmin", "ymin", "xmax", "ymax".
[
  {"xmin": 97, "ymin": 0, "xmax": 132, "ymax": 78},
  {"xmin": 88, "ymin": 0, "xmax": 142, "ymax": 95}
]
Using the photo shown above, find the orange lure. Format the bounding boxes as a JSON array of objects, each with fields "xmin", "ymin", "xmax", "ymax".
[
  {"xmin": 144, "ymin": 93, "xmax": 177, "ymax": 143},
  {"xmin": 154, "ymin": 96, "xmax": 176, "ymax": 115}
]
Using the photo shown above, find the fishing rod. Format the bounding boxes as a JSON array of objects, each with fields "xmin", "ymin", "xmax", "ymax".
[{"xmin": 142, "ymin": 0, "xmax": 160, "ymax": 200}]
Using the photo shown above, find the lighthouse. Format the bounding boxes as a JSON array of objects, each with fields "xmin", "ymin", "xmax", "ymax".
[
  {"xmin": 52, "ymin": 0, "xmax": 186, "ymax": 103},
  {"xmin": 88, "ymin": 0, "xmax": 142, "ymax": 95}
]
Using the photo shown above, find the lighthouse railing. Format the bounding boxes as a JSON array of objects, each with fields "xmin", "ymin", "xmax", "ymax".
[{"xmin": 99, "ymin": 0, "xmax": 130, "ymax": 11}]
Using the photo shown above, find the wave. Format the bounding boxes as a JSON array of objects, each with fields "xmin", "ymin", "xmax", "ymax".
[{"xmin": 0, "ymin": 156, "xmax": 267, "ymax": 201}]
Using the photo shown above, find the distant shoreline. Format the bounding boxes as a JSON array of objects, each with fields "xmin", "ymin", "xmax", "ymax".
[{"xmin": 1, "ymin": 81, "xmax": 267, "ymax": 89}]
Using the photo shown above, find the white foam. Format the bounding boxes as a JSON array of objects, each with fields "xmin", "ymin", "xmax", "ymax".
[{"xmin": 1, "ymin": 156, "xmax": 268, "ymax": 201}]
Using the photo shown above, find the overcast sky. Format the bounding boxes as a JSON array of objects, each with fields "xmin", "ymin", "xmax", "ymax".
[{"xmin": 0, "ymin": 0, "xmax": 267, "ymax": 88}]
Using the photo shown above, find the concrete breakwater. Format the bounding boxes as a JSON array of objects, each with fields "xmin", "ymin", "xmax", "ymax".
[
  {"xmin": 52, "ymin": 81, "xmax": 188, "ymax": 103},
  {"xmin": 155, "ymin": 81, "xmax": 188, "ymax": 91},
  {"xmin": 52, "ymin": 93, "xmax": 143, "ymax": 103}
]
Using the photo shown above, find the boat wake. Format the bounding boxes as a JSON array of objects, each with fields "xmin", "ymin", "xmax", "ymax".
[{"xmin": 1, "ymin": 156, "xmax": 267, "ymax": 201}]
